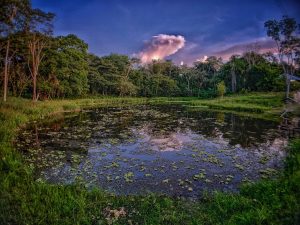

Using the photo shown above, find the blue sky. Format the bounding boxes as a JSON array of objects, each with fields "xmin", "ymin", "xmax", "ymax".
[{"xmin": 32, "ymin": 0, "xmax": 300, "ymax": 64}]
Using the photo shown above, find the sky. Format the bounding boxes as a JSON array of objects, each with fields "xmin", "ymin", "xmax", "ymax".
[{"xmin": 32, "ymin": 0, "xmax": 300, "ymax": 64}]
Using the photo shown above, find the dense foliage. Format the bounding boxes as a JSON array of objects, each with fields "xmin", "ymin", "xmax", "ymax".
[
  {"xmin": 1, "ymin": 1, "xmax": 299, "ymax": 100},
  {"xmin": 3, "ymin": 35, "xmax": 298, "ymax": 99}
]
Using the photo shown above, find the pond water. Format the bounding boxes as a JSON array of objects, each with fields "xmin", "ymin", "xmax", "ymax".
[{"xmin": 16, "ymin": 105, "xmax": 289, "ymax": 198}]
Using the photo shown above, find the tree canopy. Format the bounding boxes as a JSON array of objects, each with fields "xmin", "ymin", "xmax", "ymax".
[{"xmin": 1, "ymin": 7, "xmax": 299, "ymax": 100}]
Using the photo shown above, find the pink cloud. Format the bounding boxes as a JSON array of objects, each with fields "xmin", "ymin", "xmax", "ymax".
[
  {"xmin": 138, "ymin": 34, "xmax": 185, "ymax": 63},
  {"xmin": 212, "ymin": 39, "xmax": 277, "ymax": 60}
]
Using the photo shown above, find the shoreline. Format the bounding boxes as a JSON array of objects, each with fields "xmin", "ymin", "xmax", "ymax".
[{"xmin": 1, "ymin": 94, "xmax": 299, "ymax": 224}]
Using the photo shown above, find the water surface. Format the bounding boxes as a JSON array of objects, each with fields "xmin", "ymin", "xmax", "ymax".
[{"xmin": 16, "ymin": 105, "xmax": 288, "ymax": 197}]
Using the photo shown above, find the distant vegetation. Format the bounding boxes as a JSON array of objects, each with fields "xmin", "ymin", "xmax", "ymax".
[{"xmin": 1, "ymin": 1, "xmax": 299, "ymax": 101}]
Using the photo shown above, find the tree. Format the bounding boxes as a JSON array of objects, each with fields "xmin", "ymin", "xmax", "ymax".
[
  {"xmin": 230, "ymin": 55, "xmax": 238, "ymax": 93},
  {"xmin": 101, "ymin": 54, "xmax": 131, "ymax": 95},
  {"xmin": 194, "ymin": 56, "xmax": 223, "ymax": 91},
  {"xmin": 8, "ymin": 33, "xmax": 31, "ymax": 97},
  {"xmin": 132, "ymin": 59, "xmax": 180, "ymax": 97},
  {"xmin": 265, "ymin": 16, "xmax": 300, "ymax": 98},
  {"xmin": 41, "ymin": 34, "xmax": 89, "ymax": 98},
  {"xmin": 88, "ymin": 54, "xmax": 108, "ymax": 95},
  {"xmin": 250, "ymin": 63, "xmax": 284, "ymax": 91},
  {"xmin": 179, "ymin": 65, "xmax": 194, "ymax": 95},
  {"xmin": 228, "ymin": 55, "xmax": 247, "ymax": 92},
  {"xmin": 118, "ymin": 77, "xmax": 138, "ymax": 96},
  {"xmin": 118, "ymin": 57, "xmax": 139, "ymax": 96},
  {"xmin": 243, "ymin": 51, "xmax": 265, "ymax": 70},
  {"xmin": 217, "ymin": 81, "xmax": 226, "ymax": 98},
  {"xmin": 262, "ymin": 51, "xmax": 278, "ymax": 64},
  {"xmin": 124, "ymin": 57, "xmax": 140, "ymax": 78},
  {"xmin": 151, "ymin": 74, "xmax": 178, "ymax": 96},
  {"xmin": 0, "ymin": 0, "xmax": 30, "ymax": 101},
  {"xmin": 26, "ymin": 8, "xmax": 54, "ymax": 101}
]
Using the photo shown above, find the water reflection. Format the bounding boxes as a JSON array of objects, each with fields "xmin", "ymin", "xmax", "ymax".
[
  {"xmin": 16, "ymin": 105, "xmax": 291, "ymax": 198},
  {"xmin": 134, "ymin": 125, "xmax": 196, "ymax": 152}
]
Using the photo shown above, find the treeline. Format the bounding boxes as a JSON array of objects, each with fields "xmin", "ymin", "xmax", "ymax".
[{"xmin": 1, "ymin": 1, "xmax": 299, "ymax": 101}]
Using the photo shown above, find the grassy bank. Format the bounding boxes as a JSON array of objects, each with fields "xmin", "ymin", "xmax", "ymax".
[
  {"xmin": 155, "ymin": 92, "xmax": 285, "ymax": 116},
  {"xmin": 152, "ymin": 92, "xmax": 285, "ymax": 121},
  {"xmin": 0, "ymin": 94, "xmax": 299, "ymax": 225}
]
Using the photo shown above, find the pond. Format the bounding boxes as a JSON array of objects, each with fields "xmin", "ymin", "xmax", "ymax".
[{"xmin": 16, "ymin": 104, "xmax": 289, "ymax": 198}]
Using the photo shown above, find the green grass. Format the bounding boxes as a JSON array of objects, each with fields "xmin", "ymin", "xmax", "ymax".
[
  {"xmin": 0, "ymin": 93, "xmax": 299, "ymax": 225},
  {"xmin": 151, "ymin": 92, "xmax": 285, "ymax": 120},
  {"xmin": 162, "ymin": 92, "xmax": 284, "ymax": 112}
]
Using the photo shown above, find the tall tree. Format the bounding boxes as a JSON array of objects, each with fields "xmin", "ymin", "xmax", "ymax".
[
  {"xmin": 0, "ymin": 0, "xmax": 30, "ymax": 101},
  {"xmin": 8, "ymin": 33, "xmax": 31, "ymax": 97},
  {"xmin": 228, "ymin": 55, "xmax": 248, "ymax": 92},
  {"xmin": 26, "ymin": 8, "xmax": 54, "ymax": 101},
  {"xmin": 179, "ymin": 65, "xmax": 194, "ymax": 95},
  {"xmin": 194, "ymin": 56, "xmax": 223, "ymax": 90},
  {"xmin": 87, "ymin": 54, "xmax": 109, "ymax": 95},
  {"xmin": 41, "ymin": 34, "xmax": 89, "ymax": 98},
  {"xmin": 265, "ymin": 16, "xmax": 300, "ymax": 98},
  {"xmin": 229, "ymin": 55, "xmax": 240, "ymax": 93}
]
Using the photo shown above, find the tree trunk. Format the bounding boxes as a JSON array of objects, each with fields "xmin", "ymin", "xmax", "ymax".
[
  {"xmin": 286, "ymin": 75, "xmax": 290, "ymax": 99},
  {"xmin": 28, "ymin": 36, "xmax": 45, "ymax": 102},
  {"xmin": 3, "ymin": 40, "xmax": 10, "ymax": 102},
  {"xmin": 186, "ymin": 78, "xmax": 191, "ymax": 96},
  {"xmin": 30, "ymin": 42, "xmax": 38, "ymax": 102},
  {"xmin": 33, "ymin": 70, "xmax": 37, "ymax": 101},
  {"xmin": 231, "ymin": 67, "xmax": 236, "ymax": 93}
]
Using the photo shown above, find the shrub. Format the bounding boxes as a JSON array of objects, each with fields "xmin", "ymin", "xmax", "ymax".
[{"xmin": 217, "ymin": 81, "xmax": 226, "ymax": 97}]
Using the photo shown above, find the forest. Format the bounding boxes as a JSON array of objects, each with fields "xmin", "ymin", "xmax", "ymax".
[{"xmin": 1, "ymin": 1, "xmax": 300, "ymax": 101}]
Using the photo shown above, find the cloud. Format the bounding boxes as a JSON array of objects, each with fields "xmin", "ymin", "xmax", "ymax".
[
  {"xmin": 196, "ymin": 55, "xmax": 208, "ymax": 62},
  {"xmin": 212, "ymin": 39, "xmax": 277, "ymax": 60},
  {"xmin": 138, "ymin": 34, "xmax": 185, "ymax": 63}
]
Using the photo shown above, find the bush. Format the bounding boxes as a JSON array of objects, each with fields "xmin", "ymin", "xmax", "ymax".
[
  {"xmin": 197, "ymin": 89, "xmax": 217, "ymax": 99},
  {"xmin": 217, "ymin": 81, "xmax": 226, "ymax": 97}
]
